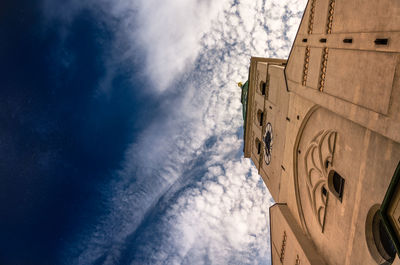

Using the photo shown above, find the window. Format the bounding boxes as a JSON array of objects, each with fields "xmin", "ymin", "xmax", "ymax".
[
  {"xmin": 328, "ymin": 170, "xmax": 344, "ymax": 201},
  {"xmin": 260, "ymin": 82, "xmax": 266, "ymax": 95},
  {"xmin": 255, "ymin": 138, "xmax": 261, "ymax": 155},
  {"xmin": 257, "ymin": 110, "xmax": 264, "ymax": 127},
  {"xmin": 375, "ymin": 38, "xmax": 388, "ymax": 45},
  {"xmin": 366, "ymin": 205, "xmax": 396, "ymax": 264}
]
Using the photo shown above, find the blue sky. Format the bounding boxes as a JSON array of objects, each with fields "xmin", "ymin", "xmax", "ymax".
[{"xmin": 0, "ymin": 0, "xmax": 305, "ymax": 264}]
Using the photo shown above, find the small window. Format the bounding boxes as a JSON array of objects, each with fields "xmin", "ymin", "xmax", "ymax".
[
  {"xmin": 255, "ymin": 138, "xmax": 261, "ymax": 154},
  {"xmin": 328, "ymin": 170, "xmax": 344, "ymax": 201},
  {"xmin": 257, "ymin": 110, "xmax": 264, "ymax": 126},
  {"xmin": 260, "ymin": 82, "xmax": 266, "ymax": 95},
  {"xmin": 375, "ymin": 38, "xmax": 388, "ymax": 45}
]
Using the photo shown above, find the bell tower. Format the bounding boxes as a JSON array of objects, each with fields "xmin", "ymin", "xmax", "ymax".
[{"xmin": 241, "ymin": 57, "xmax": 287, "ymax": 201}]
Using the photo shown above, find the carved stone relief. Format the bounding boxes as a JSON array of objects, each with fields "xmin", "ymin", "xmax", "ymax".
[
  {"xmin": 326, "ymin": 0, "xmax": 335, "ymax": 34},
  {"xmin": 280, "ymin": 231, "xmax": 287, "ymax": 263},
  {"xmin": 264, "ymin": 122, "xmax": 273, "ymax": 165},
  {"xmin": 302, "ymin": 46, "xmax": 310, "ymax": 86},
  {"xmin": 319, "ymin": 48, "xmax": 329, "ymax": 92},
  {"xmin": 264, "ymin": 74, "xmax": 270, "ymax": 100},
  {"xmin": 252, "ymin": 106, "xmax": 257, "ymax": 126},
  {"xmin": 251, "ymin": 131, "xmax": 255, "ymax": 154},
  {"xmin": 304, "ymin": 129, "xmax": 337, "ymax": 232},
  {"xmin": 295, "ymin": 255, "xmax": 301, "ymax": 265},
  {"xmin": 308, "ymin": 0, "xmax": 316, "ymax": 34},
  {"xmin": 256, "ymin": 71, "xmax": 261, "ymax": 95}
]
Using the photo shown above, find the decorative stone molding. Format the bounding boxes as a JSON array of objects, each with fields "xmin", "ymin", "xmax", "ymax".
[
  {"xmin": 264, "ymin": 122, "xmax": 273, "ymax": 165},
  {"xmin": 295, "ymin": 255, "xmax": 301, "ymax": 265},
  {"xmin": 265, "ymin": 74, "xmax": 270, "ymax": 100},
  {"xmin": 326, "ymin": 0, "xmax": 335, "ymax": 34},
  {"xmin": 251, "ymin": 131, "xmax": 255, "ymax": 153},
  {"xmin": 280, "ymin": 231, "xmax": 287, "ymax": 263},
  {"xmin": 252, "ymin": 105, "xmax": 258, "ymax": 126},
  {"xmin": 293, "ymin": 106, "xmax": 319, "ymax": 236},
  {"xmin": 308, "ymin": 0, "xmax": 316, "ymax": 34},
  {"xmin": 256, "ymin": 71, "xmax": 261, "ymax": 95},
  {"xmin": 319, "ymin": 48, "xmax": 329, "ymax": 92},
  {"xmin": 304, "ymin": 129, "xmax": 337, "ymax": 232},
  {"xmin": 302, "ymin": 46, "xmax": 310, "ymax": 86}
]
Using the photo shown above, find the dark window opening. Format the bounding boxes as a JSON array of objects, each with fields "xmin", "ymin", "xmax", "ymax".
[
  {"xmin": 257, "ymin": 110, "xmax": 264, "ymax": 127},
  {"xmin": 343, "ymin": 38, "xmax": 353, "ymax": 43},
  {"xmin": 302, "ymin": 38, "xmax": 308, "ymax": 43},
  {"xmin": 372, "ymin": 210, "xmax": 396, "ymax": 263},
  {"xmin": 261, "ymin": 82, "xmax": 266, "ymax": 95},
  {"xmin": 375, "ymin": 38, "xmax": 388, "ymax": 45},
  {"xmin": 379, "ymin": 219, "xmax": 396, "ymax": 260},
  {"xmin": 255, "ymin": 138, "xmax": 261, "ymax": 155},
  {"xmin": 320, "ymin": 38, "xmax": 327, "ymax": 43},
  {"xmin": 296, "ymin": 115, "xmax": 300, "ymax": 120},
  {"xmin": 329, "ymin": 171, "xmax": 345, "ymax": 201}
]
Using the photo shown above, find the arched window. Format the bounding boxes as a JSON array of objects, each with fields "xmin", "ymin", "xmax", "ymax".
[
  {"xmin": 328, "ymin": 170, "xmax": 345, "ymax": 201},
  {"xmin": 257, "ymin": 110, "xmax": 264, "ymax": 127},
  {"xmin": 366, "ymin": 205, "xmax": 396, "ymax": 264},
  {"xmin": 255, "ymin": 138, "xmax": 261, "ymax": 155}
]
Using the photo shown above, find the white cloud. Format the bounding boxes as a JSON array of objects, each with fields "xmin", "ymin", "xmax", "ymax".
[
  {"xmin": 100, "ymin": 0, "xmax": 232, "ymax": 92},
  {"xmin": 55, "ymin": 0, "xmax": 307, "ymax": 264}
]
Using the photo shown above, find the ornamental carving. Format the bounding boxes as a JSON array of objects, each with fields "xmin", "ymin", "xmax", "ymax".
[
  {"xmin": 304, "ymin": 129, "xmax": 337, "ymax": 232},
  {"xmin": 319, "ymin": 47, "xmax": 329, "ymax": 92},
  {"xmin": 280, "ymin": 231, "xmax": 287, "ymax": 263},
  {"xmin": 264, "ymin": 123, "xmax": 273, "ymax": 165},
  {"xmin": 326, "ymin": 0, "xmax": 335, "ymax": 34},
  {"xmin": 302, "ymin": 46, "xmax": 310, "ymax": 86},
  {"xmin": 296, "ymin": 255, "xmax": 301, "ymax": 265},
  {"xmin": 256, "ymin": 71, "xmax": 261, "ymax": 95},
  {"xmin": 308, "ymin": 0, "xmax": 316, "ymax": 34}
]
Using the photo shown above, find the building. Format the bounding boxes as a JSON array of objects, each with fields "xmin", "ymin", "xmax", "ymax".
[{"xmin": 241, "ymin": 0, "xmax": 400, "ymax": 264}]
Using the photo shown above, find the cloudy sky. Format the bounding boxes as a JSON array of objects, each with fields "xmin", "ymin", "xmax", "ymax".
[{"xmin": 0, "ymin": 0, "xmax": 306, "ymax": 264}]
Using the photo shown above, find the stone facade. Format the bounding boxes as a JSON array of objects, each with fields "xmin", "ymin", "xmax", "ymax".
[{"xmin": 242, "ymin": 0, "xmax": 400, "ymax": 264}]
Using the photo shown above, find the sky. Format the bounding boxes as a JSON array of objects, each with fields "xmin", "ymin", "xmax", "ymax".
[{"xmin": 0, "ymin": 0, "xmax": 306, "ymax": 264}]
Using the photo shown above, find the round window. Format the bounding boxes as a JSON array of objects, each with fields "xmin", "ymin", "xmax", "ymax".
[
  {"xmin": 264, "ymin": 123, "xmax": 273, "ymax": 165},
  {"xmin": 366, "ymin": 205, "xmax": 396, "ymax": 264}
]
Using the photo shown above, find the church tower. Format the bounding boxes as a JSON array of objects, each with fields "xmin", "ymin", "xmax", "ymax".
[{"xmin": 241, "ymin": 0, "xmax": 400, "ymax": 264}]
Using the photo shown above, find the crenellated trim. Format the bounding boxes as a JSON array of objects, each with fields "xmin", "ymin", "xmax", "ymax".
[
  {"xmin": 319, "ymin": 47, "xmax": 329, "ymax": 92},
  {"xmin": 280, "ymin": 231, "xmax": 287, "ymax": 263},
  {"xmin": 307, "ymin": 0, "xmax": 316, "ymax": 34},
  {"xmin": 302, "ymin": 46, "xmax": 310, "ymax": 86},
  {"xmin": 296, "ymin": 255, "xmax": 301, "ymax": 265},
  {"xmin": 326, "ymin": 0, "xmax": 335, "ymax": 34}
]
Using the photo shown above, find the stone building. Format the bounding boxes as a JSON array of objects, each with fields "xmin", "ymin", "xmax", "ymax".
[{"xmin": 241, "ymin": 0, "xmax": 400, "ymax": 264}]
